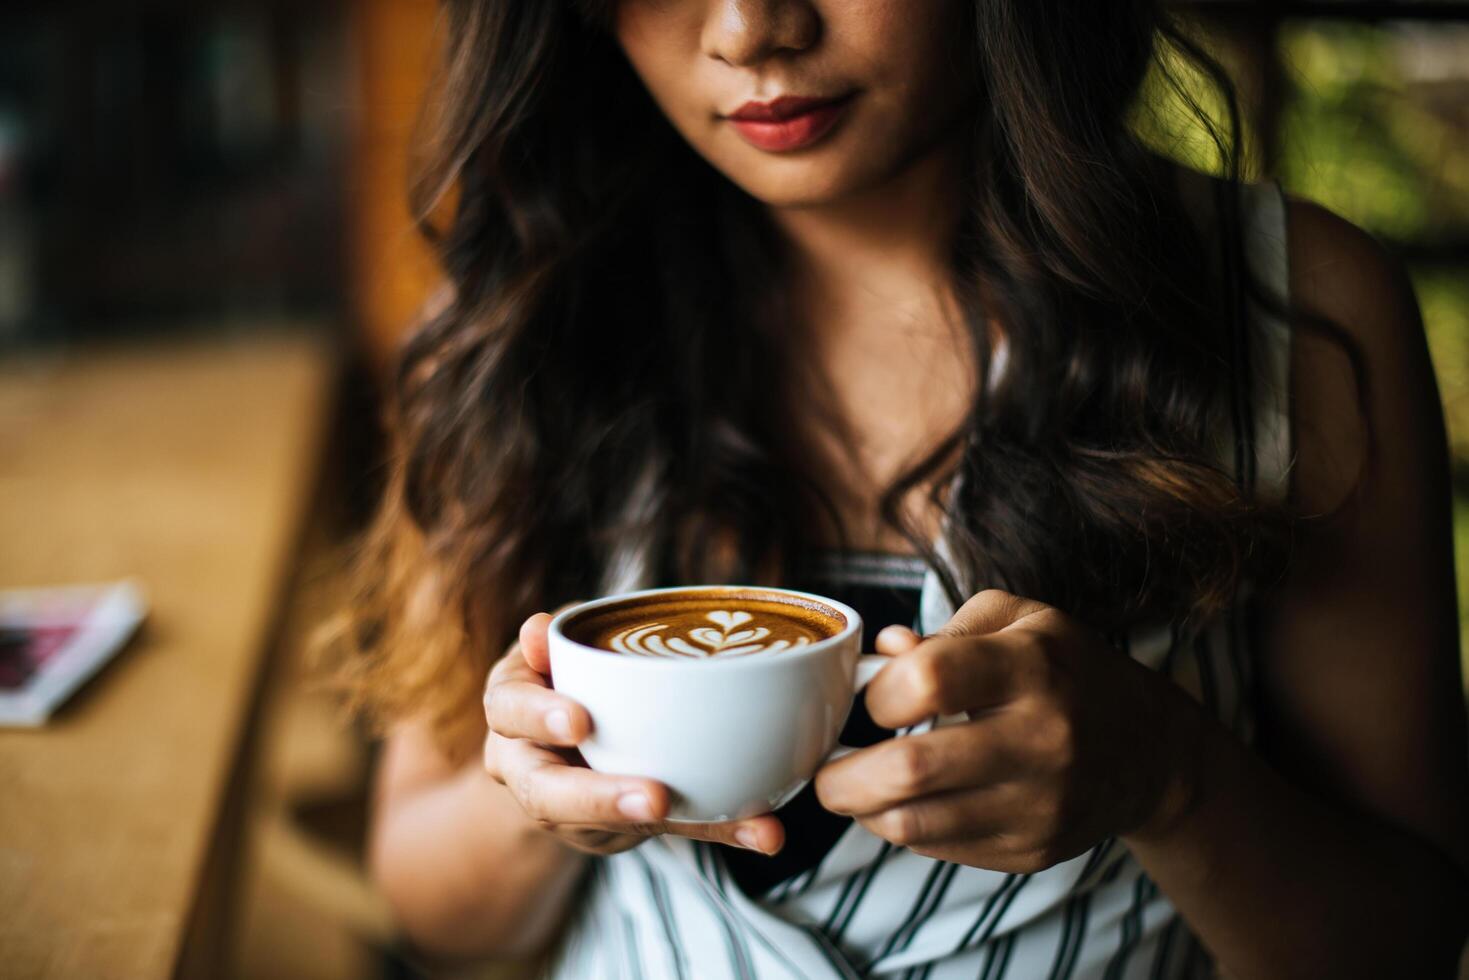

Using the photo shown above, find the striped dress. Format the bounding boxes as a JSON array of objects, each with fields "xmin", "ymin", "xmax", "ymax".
[{"xmin": 543, "ymin": 177, "xmax": 1293, "ymax": 979}]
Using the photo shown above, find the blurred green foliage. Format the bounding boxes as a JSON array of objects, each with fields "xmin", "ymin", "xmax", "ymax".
[
  {"xmin": 1417, "ymin": 269, "xmax": 1469, "ymax": 460},
  {"xmin": 1132, "ymin": 23, "xmax": 1263, "ymax": 177},
  {"xmin": 1419, "ymin": 270, "xmax": 1469, "ymax": 679},
  {"xmin": 1137, "ymin": 17, "xmax": 1469, "ymax": 683},
  {"xmin": 1279, "ymin": 21, "xmax": 1469, "ymax": 241}
]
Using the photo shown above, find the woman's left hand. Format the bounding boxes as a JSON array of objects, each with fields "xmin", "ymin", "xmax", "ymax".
[{"xmin": 814, "ymin": 589, "xmax": 1207, "ymax": 872}]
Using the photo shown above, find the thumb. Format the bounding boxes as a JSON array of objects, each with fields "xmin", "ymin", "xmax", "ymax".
[
  {"xmin": 518, "ymin": 613, "xmax": 554, "ymax": 675},
  {"xmin": 874, "ymin": 624, "xmax": 923, "ymax": 656},
  {"xmin": 936, "ymin": 589, "xmax": 1048, "ymax": 639},
  {"xmin": 518, "ymin": 601, "xmax": 583, "ymax": 676}
]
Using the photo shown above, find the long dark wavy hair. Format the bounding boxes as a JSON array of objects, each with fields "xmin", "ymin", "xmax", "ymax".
[{"xmin": 323, "ymin": 0, "xmax": 1364, "ymax": 758}]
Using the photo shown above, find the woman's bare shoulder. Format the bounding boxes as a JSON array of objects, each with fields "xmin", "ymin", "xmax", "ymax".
[
  {"xmin": 1257, "ymin": 191, "xmax": 1468, "ymax": 870},
  {"xmin": 1281, "ymin": 191, "xmax": 1435, "ymax": 519}
]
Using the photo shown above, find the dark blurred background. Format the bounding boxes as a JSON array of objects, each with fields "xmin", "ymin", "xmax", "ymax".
[
  {"xmin": 0, "ymin": 1, "xmax": 347, "ymax": 340},
  {"xmin": 0, "ymin": 0, "xmax": 436, "ymax": 366},
  {"xmin": 0, "ymin": 2, "xmax": 1465, "ymax": 978}
]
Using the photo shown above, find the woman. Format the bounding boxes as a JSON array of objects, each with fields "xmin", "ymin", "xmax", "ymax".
[{"xmin": 328, "ymin": 0, "xmax": 1469, "ymax": 976}]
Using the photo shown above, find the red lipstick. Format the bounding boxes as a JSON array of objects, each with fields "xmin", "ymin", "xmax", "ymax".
[{"xmin": 725, "ymin": 93, "xmax": 854, "ymax": 153}]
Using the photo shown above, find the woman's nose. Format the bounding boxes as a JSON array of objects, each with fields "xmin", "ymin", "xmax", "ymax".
[{"xmin": 701, "ymin": 0, "xmax": 820, "ymax": 67}]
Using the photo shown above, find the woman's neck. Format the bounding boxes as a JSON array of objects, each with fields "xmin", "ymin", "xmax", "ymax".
[
  {"xmin": 765, "ymin": 137, "xmax": 966, "ymax": 342},
  {"xmin": 761, "ymin": 137, "xmax": 979, "ymax": 555}
]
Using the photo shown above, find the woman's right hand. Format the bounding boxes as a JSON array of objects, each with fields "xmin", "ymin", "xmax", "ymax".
[{"xmin": 483, "ymin": 611, "xmax": 786, "ymax": 857}]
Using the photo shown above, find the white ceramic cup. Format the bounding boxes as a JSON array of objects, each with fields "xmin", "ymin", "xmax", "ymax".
[{"xmin": 547, "ymin": 585, "xmax": 888, "ymax": 823}]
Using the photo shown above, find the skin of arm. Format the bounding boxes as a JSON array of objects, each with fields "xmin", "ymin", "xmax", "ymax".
[
  {"xmin": 367, "ymin": 615, "xmax": 782, "ymax": 961},
  {"xmin": 365, "ymin": 281, "xmax": 594, "ymax": 959},
  {"xmin": 1121, "ymin": 198, "xmax": 1469, "ymax": 975},
  {"xmin": 368, "ymin": 722, "xmax": 590, "ymax": 960}
]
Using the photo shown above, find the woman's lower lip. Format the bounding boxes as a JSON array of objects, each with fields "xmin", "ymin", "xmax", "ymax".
[{"xmin": 728, "ymin": 98, "xmax": 852, "ymax": 152}]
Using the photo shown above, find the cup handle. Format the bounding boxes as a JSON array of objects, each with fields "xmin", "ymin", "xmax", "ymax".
[{"xmin": 825, "ymin": 654, "xmax": 891, "ymax": 763}]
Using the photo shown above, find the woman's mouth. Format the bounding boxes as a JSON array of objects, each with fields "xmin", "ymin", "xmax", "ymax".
[{"xmin": 724, "ymin": 93, "xmax": 856, "ymax": 153}]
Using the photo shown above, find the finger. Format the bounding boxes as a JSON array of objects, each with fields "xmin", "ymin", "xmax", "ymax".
[
  {"xmin": 481, "ymin": 725, "xmax": 577, "ymax": 785},
  {"xmin": 935, "ymin": 589, "xmax": 1049, "ymax": 639},
  {"xmin": 855, "ymin": 783, "xmax": 1016, "ymax": 848},
  {"xmin": 814, "ymin": 720, "xmax": 1027, "ymax": 816},
  {"xmin": 486, "ymin": 677, "xmax": 592, "ymax": 746},
  {"xmin": 520, "ymin": 600, "xmax": 586, "ymax": 675},
  {"xmin": 486, "ymin": 642, "xmax": 549, "ymax": 694},
  {"xmin": 864, "ymin": 632, "xmax": 1032, "ymax": 728},
  {"xmin": 665, "ymin": 813, "xmax": 786, "ymax": 855},
  {"xmin": 571, "ymin": 813, "xmax": 785, "ymax": 855},
  {"xmin": 482, "ymin": 726, "xmax": 510, "ymax": 782},
  {"xmin": 484, "ymin": 635, "xmax": 589, "ymax": 744},
  {"xmin": 484, "ymin": 645, "xmax": 555, "ymax": 734},
  {"xmin": 874, "ymin": 624, "xmax": 922, "ymax": 656},
  {"xmin": 519, "ymin": 612, "xmax": 555, "ymax": 675},
  {"xmin": 496, "ymin": 740, "xmax": 785, "ymax": 855},
  {"xmin": 497, "ymin": 736, "xmax": 672, "ymax": 824}
]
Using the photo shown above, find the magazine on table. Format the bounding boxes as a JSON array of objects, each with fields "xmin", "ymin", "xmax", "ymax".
[{"xmin": 0, "ymin": 580, "xmax": 147, "ymax": 727}]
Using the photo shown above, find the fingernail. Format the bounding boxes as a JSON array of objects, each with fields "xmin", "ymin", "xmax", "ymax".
[
  {"xmin": 546, "ymin": 709, "xmax": 574, "ymax": 741},
  {"xmin": 877, "ymin": 625, "xmax": 919, "ymax": 646},
  {"xmin": 617, "ymin": 793, "xmax": 654, "ymax": 821},
  {"xmin": 735, "ymin": 828, "xmax": 761, "ymax": 852}
]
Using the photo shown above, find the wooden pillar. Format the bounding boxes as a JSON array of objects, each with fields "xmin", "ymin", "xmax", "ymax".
[{"xmin": 348, "ymin": 0, "xmax": 440, "ymax": 379}]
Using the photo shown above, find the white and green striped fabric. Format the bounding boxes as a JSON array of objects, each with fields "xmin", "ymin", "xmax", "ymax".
[{"xmin": 543, "ymin": 178, "xmax": 1292, "ymax": 980}]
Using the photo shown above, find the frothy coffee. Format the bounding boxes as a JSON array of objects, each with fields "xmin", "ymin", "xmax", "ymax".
[{"xmin": 564, "ymin": 589, "xmax": 846, "ymax": 660}]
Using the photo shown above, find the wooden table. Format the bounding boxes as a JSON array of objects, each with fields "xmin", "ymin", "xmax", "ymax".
[{"xmin": 0, "ymin": 330, "xmax": 338, "ymax": 979}]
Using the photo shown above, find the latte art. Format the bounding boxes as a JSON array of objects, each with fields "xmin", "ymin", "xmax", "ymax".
[
  {"xmin": 610, "ymin": 609, "xmax": 814, "ymax": 659},
  {"xmin": 563, "ymin": 588, "xmax": 846, "ymax": 660}
]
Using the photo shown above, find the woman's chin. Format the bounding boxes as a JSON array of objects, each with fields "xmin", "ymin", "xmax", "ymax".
[{"xmin": 720, "ymin": 161, "xmax": 870, "ymax": 211}]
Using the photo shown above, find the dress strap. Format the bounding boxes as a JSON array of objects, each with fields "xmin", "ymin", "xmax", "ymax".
[{"xmin": 1241, "ymin": 179, "xmax": 1294, "ymax": 506}]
